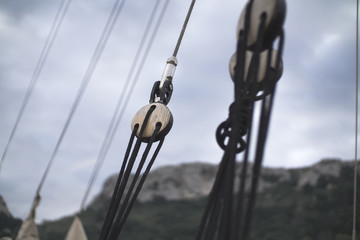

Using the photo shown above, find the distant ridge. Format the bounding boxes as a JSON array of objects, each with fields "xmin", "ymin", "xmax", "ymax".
[
  {"xmin": 2, "ymin": 158, "xmax": 359, "ymax": 240},
  {"xmin": 89, "ymin": 158, "xmax": 349, "ymax": 208}
]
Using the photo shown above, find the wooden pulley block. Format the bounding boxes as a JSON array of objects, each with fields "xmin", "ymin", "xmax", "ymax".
[
  {"xmin": 131, "ymin": 103, "xmax": 173, "ymax": 142},
  {"xmin": 229, "ymin": 49, "xmax": 283, "ymax": 83},
  {"xmin": 237, "ymin": 0, "xmax": 286, "ymax": 50}
]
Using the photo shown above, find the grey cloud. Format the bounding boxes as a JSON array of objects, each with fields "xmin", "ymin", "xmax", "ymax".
[
  {"xmin": 0, "ymin": 0, "xmax": 52, "ymax": 21},
  {"xmin": 0, "ymin": 0, "xmax": 357, "ymax": 222}
]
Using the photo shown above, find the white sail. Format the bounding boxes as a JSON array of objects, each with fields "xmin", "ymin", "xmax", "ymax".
[
  {"xmin": 15, "ymin": 218, "xmax": 39, "ymax": 240},
  {"xmin": 64, "ymin": 216, "xmax": 88, "ymax": 240},
  {"xmin": 16, "ymin": 195, "xmax": 40, "ymax": 240}
]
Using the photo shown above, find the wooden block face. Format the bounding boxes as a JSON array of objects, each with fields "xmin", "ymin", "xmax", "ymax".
[
  {"xmin": 229, "ymin": 49, "xmax": 283, "ymax": 83},
  {"xmin": 131, "ymin": 103, "xmax": 173, "ymax": 141},
  {"xmin": 236, "ymin": 0, "xmax": 286, "ymax": 49}
]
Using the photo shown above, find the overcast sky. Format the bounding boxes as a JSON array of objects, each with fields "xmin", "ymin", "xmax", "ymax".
[{"xmin": 0, "ymin": 0, "xmax": 356, "ymax": 222}]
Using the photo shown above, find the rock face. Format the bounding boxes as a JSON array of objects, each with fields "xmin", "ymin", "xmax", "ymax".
[
  {"xmin": 89, "ymin": 158, "xmax": 350, "ymax": 209},
  {"xmin": 297, "ymin": 159, "xmax": 342, "ymax": 188},
  {"xmin": 35, "ymin": 158, "xmax": 360, "ymax": 240},
  {"xmin": 137, "ymin": 162, "xmax": 217, "ymax": 202},
  {"xmin": 90, "ymin": 162, "xmax": 218, "ymax": 209},
  {"xmin": 3, "ymin": 158, "xmax": 358, "ymax": 240}
]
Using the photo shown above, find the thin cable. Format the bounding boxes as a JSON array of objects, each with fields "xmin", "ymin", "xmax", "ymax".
[
  {"xmin": 79, "ymin": 0, "xmax": 169, "ymax": 211},
  {"xmin": 35, "ymin": 0, "xmax": 127, "ymax": 196},
  {"xmin": 353, "ymin": 1, "xmax": 359, "ymax": 239},
  {"xmin": 172, "ymin": 0, "xmax": 196, "ymax": 57},
  {"xmin": 0, "ymin": 0, "xmax": 72, "ymax": 173}
]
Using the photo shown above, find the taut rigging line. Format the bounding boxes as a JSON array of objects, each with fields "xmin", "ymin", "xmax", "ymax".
[
  {"xmin": 26, "ymin": 0, "xmax": 128, "ymax": 222},
  {"xmin": 353, "ymin": 1, "xmax": 359, "ymax": 240},
  {"xmin": 79, "ymin": 0, "xmax": 169, "ymax": 212},
  {"xmin": 16, "ymin": 0, "xmax": 129, "ymax": 238},
  {"xmin": 196, "ymin": 0, "xmax": 286, "ymax": 239},
  {"xmin": 0, "ymin": 0, "xmax": 73, "ymax": 173},
  {"xmin": 98, "ymin": 0, "xmax": 197, "ymax": 239}
]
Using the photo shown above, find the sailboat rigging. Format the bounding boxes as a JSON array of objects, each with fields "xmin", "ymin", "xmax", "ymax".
[
  {"xmin": 196, "ymin": 0, "xmax": 285, "ymax": 239},
  {"xmin": 0, "ymin": 0, "xmax": 73, "ymax": 173},
  {"xmin": 98, "ymin": 0, "xmax": 196, "ymax": 239},
  {"xmin": 65, "ymin": 1, "xmax": 170, "ymax": 239},
  {"xmin": 15, "ymin": 0, "xmax": 128, "ymax": 238},
  {"xmin": 1, "ymin": 0, "xmax": 359, "ymax": 239}
]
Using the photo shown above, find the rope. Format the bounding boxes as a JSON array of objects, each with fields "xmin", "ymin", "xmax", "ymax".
[
  {"xmin": 0, "ymin": 0, "xmax": 72, "ymax": 173},
  {"xmin": 195, "ymin": 152, "xmax": 229, "ymax": 240},
  {"xmin": 172, "ymin": 0, "xmax": 196, "ymax": 57},
  {"xmin": 98, "ymin": 107, "xmax": 166, "ymax": 240},
  {"xmin": 98, "ymin": 0, "xmax": 197, "ymax": 237},
  {"xmin": 353, "ymin": 0, "xmax": 359, "ymax": 239},
  {"xmin": 197, "ymin": 2, "xmax": 256, "ymax": 239},
  {"xmin": 107, "ymin": 124, "xmax": 162, "ymax": 239},
  {"xmin": 116, "ymin": 138, "xmax": 164, "ymax": 232},
  {"xmin": 79, "ymin": 0, "xmax": 164, "ymax": 211},
  {"xmin": 98, "ymin": 126, "xmax": 138, "ymax": 240},
  {"xmin": 79, "ymin": 0, "xmax": 169, "ymax": 212},
  {"xmin": 196, "ymin": 1, "xmax": 286, "ymax": 238},
  {"xmin": 35, "ymin": 0, "xmax": 127, "ymax": 196}
]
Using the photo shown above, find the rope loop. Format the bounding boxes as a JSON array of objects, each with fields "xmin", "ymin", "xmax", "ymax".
[{"xmin": 216, "ymin": 100, "xmax": 251, "ymax": 153}]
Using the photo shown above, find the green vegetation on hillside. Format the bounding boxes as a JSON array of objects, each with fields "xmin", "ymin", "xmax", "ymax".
[
  {"xmin": 0, "ymin": 161, "xmax": 352, "ymax": 240},
  {"xmin": 35, "ymin": 163, "xmax": 360, "ymax": 240}
]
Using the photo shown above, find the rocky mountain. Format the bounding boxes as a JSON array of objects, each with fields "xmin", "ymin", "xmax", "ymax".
[
  {"xmin": 90, "ymin": 158, "xmax": 346, "ymax": 208},
  {"xmin": 90, "ymin": 162, "xmax": 217, "ymax": 209},
  {"xmin": 2, "ymin": 158, "xmax": 360, "ymax": 240}
]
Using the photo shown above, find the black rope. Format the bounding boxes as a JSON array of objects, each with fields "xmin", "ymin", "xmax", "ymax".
[
  {"xmin": 225, "ymin": 8, "xmax": 256, "ymax": 238},
  {"xmin": 116, "ymin": 137, "xmax": 164, "ymax": 232},
  {"xmin": 98, "ymin": 126, "xmax": 138, "ymax": 240},
  {"xmin": 234, "ymin": 13, "xmax": 268, "ymax": 240},
  {"xmin": 218, "ymin": 151, "xmax": 236, "ymax": 240},
  {"xmin": 99, "ymin": 105, "xmax": 169, "ymax": 240},
  {"xmin": 79, "ymin": 0, "xmax": 165, "ymax": 212},
  {"xmin": 197, "ymin": 2, "xmax": 256, "ymax": 239},
  {"xmin": 83, "ymin": 1, "xmax": 170, "ymax": 205},
  {"xmin": 354, "ymin": 2, "xmax": 359, "ymax": 240},
  {"xmin": 107, "ymin": 123, "xmax": 162, "ymax": 239},
  {"xmin": 0, "ymin": 0, "xmax": 72, "ymax": 173},
  {"xmin": 196, "ymin": 0, "xmax": 286, "ymax": 239},
  {"xmin": 240, "ymin": 26, "xmax": 284, "ymax": 240},
  {"xmin": 99, "ymin": 105, "xmax": 156, "ymax": 240},
  {"xmin": 195, "ymin": 150, "xmax": 232, "ymax": 240},
  {"xmin": 98, "ymin": 0, "xmax": 197, "ymax": 238},
  {"xmin": 241, "ymin": 91, "xmax": 275, "ymax": 240}
]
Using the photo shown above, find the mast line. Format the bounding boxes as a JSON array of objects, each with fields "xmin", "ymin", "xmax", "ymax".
[{"xmin": 353, "ymin": 0, "xmax": 359, "ymax": 239}]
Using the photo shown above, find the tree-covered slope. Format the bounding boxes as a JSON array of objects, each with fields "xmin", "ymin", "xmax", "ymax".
[{"xmin": 36, "ymin": 159, "xmax": 360, "ymax": 240}]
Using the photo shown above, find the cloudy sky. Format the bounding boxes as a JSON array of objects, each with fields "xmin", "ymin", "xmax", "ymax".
[{"xmin": 0, "ymin": 0, "xmax": 356, "ymax": 222}]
